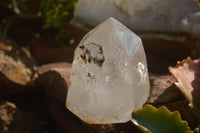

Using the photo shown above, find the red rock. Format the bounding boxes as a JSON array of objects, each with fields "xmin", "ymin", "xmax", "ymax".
[{"xmin": 36, "ymin": 63, "xmax": 71, "ymax": 101}]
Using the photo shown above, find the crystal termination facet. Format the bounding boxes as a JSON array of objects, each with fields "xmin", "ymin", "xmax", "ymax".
[{"xmin": 66, "ymin": 17, "xmax": 150, "ymax": 124}]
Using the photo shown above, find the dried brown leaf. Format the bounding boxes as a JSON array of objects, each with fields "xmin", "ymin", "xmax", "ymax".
[{"xmin": 169, "ymin": 57, "xmax": 200, "ymax": 118}]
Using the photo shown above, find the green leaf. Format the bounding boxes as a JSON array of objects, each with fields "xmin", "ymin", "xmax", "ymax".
[{"xmin": 132, "ymin": 105, "xmax": 192, "ymax": 133}]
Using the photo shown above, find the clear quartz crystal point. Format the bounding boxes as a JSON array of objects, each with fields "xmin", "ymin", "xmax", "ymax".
[{"xmin": 66, "ymin": 17, "xmax": 150, "ymax": 124}]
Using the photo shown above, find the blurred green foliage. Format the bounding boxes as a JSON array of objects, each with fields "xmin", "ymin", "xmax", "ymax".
[
  {"xmin": 42, "ymin": 0, "xmax": 76, "ymax": 29},
  {"xmin": 42, "ymin": 0, "xmax": 77, "ymax": 45},
  {"xmin": 4, "ymin": 0, "xmax": 77, "ymax": 45}
]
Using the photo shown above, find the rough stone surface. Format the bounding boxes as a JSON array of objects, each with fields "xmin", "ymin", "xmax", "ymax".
[
  {"xmin": 0, "ymin": 40, "xmax": 37, "ymax": 95},
  {"xmin": 0, "ymin": 100, "xmax": 51, "ymax": 133},
  {"xmin": 74, "ymin": 0, "xmax": 200, "ymax": 35},
  {"xmin": 66, "ymin": 18, "xmax": 150, "ymax": 124},
  {"xmin": 37, "ymin": 63, "xmax": 72, "ymax": 101},
  {"xmin": 147, "ymin": 74, "xmax": 184, "ymax": 104},
  {"xmin": 0, "ymin": 101, "xmax": 16, "ymax": 132}
]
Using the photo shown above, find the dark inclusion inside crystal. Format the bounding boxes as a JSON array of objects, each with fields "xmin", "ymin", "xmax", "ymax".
[{"xmin": 79, "ymin": 42, "xmax": 105, "ymax": 67}]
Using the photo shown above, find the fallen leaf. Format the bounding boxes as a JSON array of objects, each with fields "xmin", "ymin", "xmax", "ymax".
[{"xmin": 169, "ymin": 57, "xmax": 200, "ymax": 118}]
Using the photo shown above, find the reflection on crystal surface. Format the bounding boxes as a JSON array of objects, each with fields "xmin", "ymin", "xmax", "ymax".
[{"xmin": 66, "ymin": 17, "xmax": 150, "ymax": 124}]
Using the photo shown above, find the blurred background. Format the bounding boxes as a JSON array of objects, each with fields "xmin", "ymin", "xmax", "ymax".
[{"xmin": 0, "ymin": 0, "xmax": 200, "ymax": 133}]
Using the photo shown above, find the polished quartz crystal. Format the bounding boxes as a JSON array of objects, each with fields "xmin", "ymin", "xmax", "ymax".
[{"xmin": 66, "ymin": 17, "xmax": 150, "ymax": 124}]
